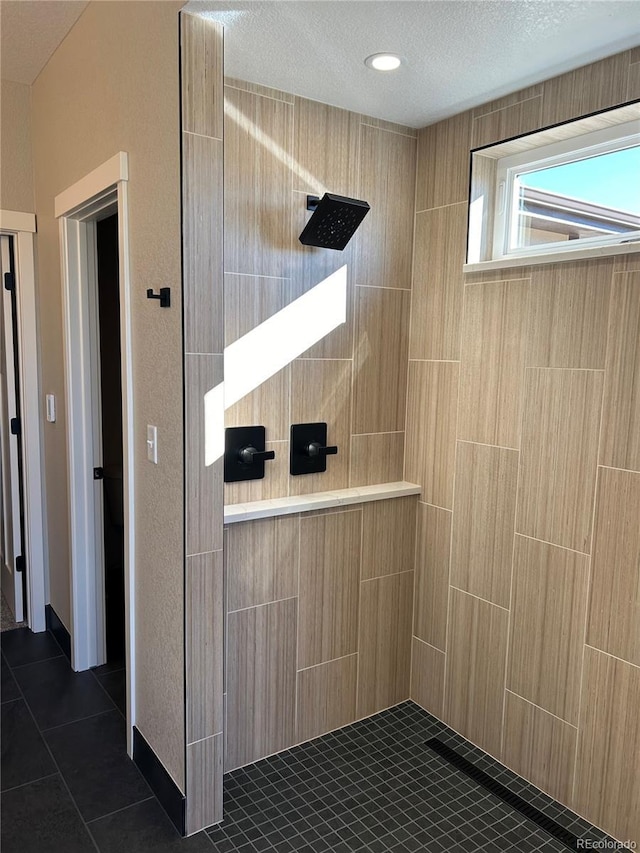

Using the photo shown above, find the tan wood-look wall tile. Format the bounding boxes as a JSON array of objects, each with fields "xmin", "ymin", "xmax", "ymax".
[
  {"xmin": 464, "ymin": 264, "xmax": 538, "ymax": 285},
  {"xmin": 413, "ymin": 502, "xmax": 451, "ymax": 651},
  {"xmin": 629, "ymin": 60, "xmax": 640, "ymax": 100},
  {"xmin": 507, "ymin": 535, "xmax": 589, "ymax": 724},
  {"xmin": 502, "ymin": 691, "xmax": 577, "ymax": 805},
  {"xmin": 358, "ymin": 116, "xmax": 417, "ymax": 138},
  {"xmin": 224, "ymin": 86, "xmax": 293, "ymax": 277},
  {"xmin": 224, "ymin": 76, "xmax": 294, "ymax": 103},
  {"xmin": 457, "ymin": 279, "xmax": 529, "ymax": 448},
  {"xmin": 574, "ymin": 647, "xmax": 640, "ymax": 845},
  {"xmin": 516, "ymin": 368, "xmax": 603, "ymax": 553},
  {"xmin": 183, "ymin": 132, "xmax": 223, "ymax": 354},
  {"xmin": 600, "ymin": 271, "xmax": 640, "ymax": 472},
  {"xmin": 541, "ymin": 51, "xmax": 631, "ymax": 126},
  {"xmin": 357, "ymin": 572, "xmax": 413, "ymax": 718},
  {"xmin": 298, "ymin": 510, "xmax": 362, "ymax": 669},
  {"xmin": 410, "ymin": 638, "xmax": 445, "ymax": 718},
  {"xmin": 225, "ymin": 367, "xmax": 290, "ymax": 443},
  {"xmin": 223, "ymin": 270, "xmax": 291, "ymax": 442},
  {"xmin": 360, "ymin": 497, "xmax": 417, "ymax": 580},
  {"xmin": 410, "ymin": 203, "xmax": 467, "ymax": 361},
  {"xmin": 290, "ymin": 359, "xmax": 352, "ymax": 494},
  {"xmin": 296, "ymin": 655, "xmax": 357, "ymax": 744},
  {"xmin": 450, "ymin": 442, "xmax": 518, "ymax": 609},
  {"xmin": 356, "ymin": 126, "xmax": 416, "ymax": 290},
  {"xmin": 186, "ymin": 354, "xmax": 224, "ymax": 555},
  {"xmin": 527, "ymin": 259, "xmax": 612, "ymax": 370},
  {"xmin": 293, "ymin": 98, "xmax": 360, "ymax": 196},
  {"xmin": 613, "ymin": 252, "xmax": 640, "ymax": 273},
  {"xmin": 224, "ymin": 441, "xmax": 289, "ymax": 504},
  {"xmin": 226, "ymin": 515, "xmax": 299, "ymax": 612},
  {"xmin": 181, "ymin": 14, "xmax": 223, "ymax": 139},
  {"xmin": 353, "ymin": 287, "xmax": 410, "ymax": 434},
  {"xmin": 405, "ymin": 360, "xmax": 458, "ymax": 509},
  {"xmin": 226, "ymin": 598, "xmax": 297, "ymax": 771},
  {"xmin": 223, "ymin": 273, "xmax": 289, "ymax": 346},
  {"xmin": 472, "ymin": 85, "xmax": 543, "ymax": 117},
  {"xmin": 472, "ymin": 96, "xmax": 543, "ymax": 149},
  {"xmin": 186, "ymin": 552, "xmax": 224, "ymax": 743},
  {"xmin": 186, "ymin": 734, "xmax": 223, "ymax": 834},
  {"xmin": 289, "ymin": 199, "xmax": 355, "ymax": 360},
  {"xmin": 416, "ymin": 111, "xmax": 473, "ymax": 211},
  {"xmin": 349, "ymin": 432, "xmax": 404, "ymax": 487},
  {"xmin": 587, "ymin": 466, "xmax": 640, "ymax": 666},
  {"xmin": 444, "ymin": 588, "xmax": 509, "ymax": 758}
]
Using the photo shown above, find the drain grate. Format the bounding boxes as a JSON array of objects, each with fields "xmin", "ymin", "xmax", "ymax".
[{"xmin": 425, "ymin": 738, "xmax": 579, "ymax": 850}]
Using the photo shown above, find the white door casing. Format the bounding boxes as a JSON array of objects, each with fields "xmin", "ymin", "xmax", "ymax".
[
  {"xmin": 0, "ymin": 213, "xmax": 46, "ymax": 633},
  {"xmin": 56, "ymin": 153, "xmax": 136, "ymax": 754}
]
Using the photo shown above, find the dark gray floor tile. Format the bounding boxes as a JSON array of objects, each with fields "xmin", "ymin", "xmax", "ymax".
[
  {"xmin": 89, "ymin": 798, "xmax": 214, "ymax": 852},
  {"xmin": 13, "ymin": 655, "xmax": 114, "ymax": 730},
  {"xmin": 0, "ymin": 774, "xmax": 96, "ymax": 853},
  {"xmin": 1, "ymin": 698, "xmax": 56, "ymax": 791},
  {"xmin": 1, "ymin": 628, "xmax": 63, "ymax": 667},
  {"xmin": 92, "ymin": 659, "xmax": 126, "ymax": 676},
  {"xmin": 95, "ymin": 668, "xmax": 126, "ymax": 715},
  {"xmin": 44, "ymin": 708, "xmax": 150, "ymax": 821},
  {"xmin": 1, "ymin": 653, "xmax": 20, "ymax": 702}
]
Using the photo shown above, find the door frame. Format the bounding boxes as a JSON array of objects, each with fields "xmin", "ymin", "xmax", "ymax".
[
  {"xmin": 0, "ymin": 211, "xmax": 47, "ymax": 632},
  {"xmin": 56, "ymin": 153, "xmax": 136, "ymax": 748}
]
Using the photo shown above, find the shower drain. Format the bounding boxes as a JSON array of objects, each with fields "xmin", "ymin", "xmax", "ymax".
[{"xmin": 424, "ymin": 738, "xmax": 579, "ymax": 850}]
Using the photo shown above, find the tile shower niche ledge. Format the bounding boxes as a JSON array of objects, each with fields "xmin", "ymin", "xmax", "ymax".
[{"xmin": 224, "ymin": 481, "xmax": 421, "ymax": 524}]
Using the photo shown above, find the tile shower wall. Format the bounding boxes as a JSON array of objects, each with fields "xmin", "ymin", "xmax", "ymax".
[
  {"xmin": 223, "ymin": 497, "xmax": 416, "ymax": 771},
  {"xmin": 222, "ymin": 79, "xmax": 417, "ymax": 504},
  {"xmin": 181, "ymin": 13, "xmax": 225, "ymax": 833},
  {"xmin": 407, "ymin": 48, "xmax": 640, "ymax": 845}
]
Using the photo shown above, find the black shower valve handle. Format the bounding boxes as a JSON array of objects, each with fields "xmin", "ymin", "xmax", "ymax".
[
  {"xmin": 238, "ymin": 445, "xmax": 276, "ymax": 465},
  {"xmin": 305, "ymin": 441, "xmax": 338, "ymax": 459}
]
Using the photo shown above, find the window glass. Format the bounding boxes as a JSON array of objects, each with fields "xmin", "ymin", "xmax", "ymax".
[{"xmin": 511, "ymin": 145, "xmax": 640, "ymax": 250}]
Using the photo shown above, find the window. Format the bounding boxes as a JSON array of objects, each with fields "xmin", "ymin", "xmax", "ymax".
[{"xmin": 466, "ymin": 104, "xmax": 640, "ymax": 270}]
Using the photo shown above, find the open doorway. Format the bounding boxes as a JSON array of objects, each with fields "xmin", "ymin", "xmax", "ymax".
[
  {"xmin": 96, "ymin": 213, "xmax": 125, "ymax": 666},
  {"xmin": 0, "ymin": 235, "xmax": 27, "ymax": 628},
  {"xmin": 56, "ymin": 153, "xmax": 135, "ymax": 752}
]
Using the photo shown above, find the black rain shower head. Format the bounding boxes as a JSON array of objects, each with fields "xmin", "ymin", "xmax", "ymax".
[{"xmin": 299, "ymin": 193, "xmax": 370, "ymax": 251}]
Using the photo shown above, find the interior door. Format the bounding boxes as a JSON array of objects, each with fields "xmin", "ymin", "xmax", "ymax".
[{"xmin": 0, "ymin": 235, "xmax": 25, "ymax": 623}]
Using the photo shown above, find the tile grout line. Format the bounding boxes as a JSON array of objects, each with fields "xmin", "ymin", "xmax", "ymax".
[
  {"xmin": 41, "ymin": 706, "xmax": 119, "ymax": 734},
  {"xmin": 505, "ymin": 688, "xmax": 579, "ymax": 730},
  {"xmin": 1, "ymin": 771, "xmax": 60, "ymax": 795},
  {"xmin": 501, "ymin": 357, "xmax": 525, "ymax": 760},
  {"xmin": 570, "ymin": 299, "xmax": 609, "ymax": 805},
  {"xmin": 84, "ymin": 796, "xmax": 156, "ymax": 826}
]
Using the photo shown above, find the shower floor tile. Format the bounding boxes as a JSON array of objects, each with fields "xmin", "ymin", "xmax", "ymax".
[{"xmin": 208, "ymin": 702, "xmax": 615, "ymax": 852}]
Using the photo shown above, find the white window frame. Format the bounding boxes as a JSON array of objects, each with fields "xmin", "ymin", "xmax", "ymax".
[
  {"xmin": 493, "ymin": 120, "xmax": 640, "ymax": 262},
  {"xmin": 464, "ymin": 102, "xmax": 640, "ymax": 273}
]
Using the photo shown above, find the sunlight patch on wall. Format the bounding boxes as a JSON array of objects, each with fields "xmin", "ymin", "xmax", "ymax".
[{"xmin": 204, "ymin": 265, "xmax": 348, "ymax": 466}]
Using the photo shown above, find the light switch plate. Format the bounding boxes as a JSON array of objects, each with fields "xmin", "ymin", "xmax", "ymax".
[{"xmin": 147, "ymin": 425, "xmax": 158, "ymax": 464}]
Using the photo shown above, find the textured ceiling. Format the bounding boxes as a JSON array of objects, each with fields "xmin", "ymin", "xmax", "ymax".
[
  {"xmin": 186, "ymin": 0, "xmax": 640, "ymax": 127},
  {"xmin": 1, "ymin": 0, "xmax": 639, "ymax": 123},
  {"xmin": 0, "ymin": 0, "xmax": 88, "ymax": 84}
]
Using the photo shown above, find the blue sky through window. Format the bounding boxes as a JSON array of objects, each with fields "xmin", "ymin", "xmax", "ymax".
[{"xmin": 519, "ymin": 146, "xmax": 640, "ymax": 214}]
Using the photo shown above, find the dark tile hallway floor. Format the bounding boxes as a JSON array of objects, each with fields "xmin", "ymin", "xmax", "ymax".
[
  {"xmin": 2, "ymin": 628, "xmax": 618, "ymax": 852},
  {"xmin": 1, "ymin": 627, "xmax": 211, "ymax": 852}
]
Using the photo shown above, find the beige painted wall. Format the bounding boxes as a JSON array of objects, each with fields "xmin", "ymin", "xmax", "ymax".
[
  {"xmin": 408, "ymin": 47, "xmax": 640, "ymax": 844},
  {"xmin": 0, "ymin": 79, "xmax": 34, "ymax": 212},
  {"xmin": 31, "ymin": 0, "xmax": 186, "ymax": 790}
]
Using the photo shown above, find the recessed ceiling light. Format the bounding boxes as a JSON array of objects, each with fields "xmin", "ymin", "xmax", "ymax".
[{"xmin": 365, "ymin": 53, "xmax": 402, "ymax": 72}]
